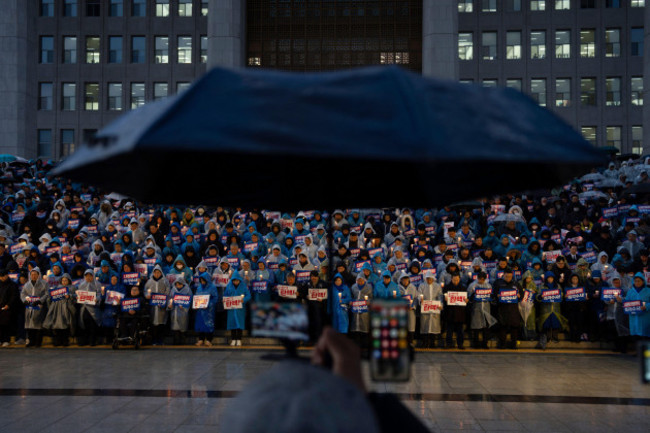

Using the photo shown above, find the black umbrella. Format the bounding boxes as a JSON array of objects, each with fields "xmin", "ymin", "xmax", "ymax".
[{"xmin": 53, "ymin": 66, "xmax": 606, "ymax": 209}]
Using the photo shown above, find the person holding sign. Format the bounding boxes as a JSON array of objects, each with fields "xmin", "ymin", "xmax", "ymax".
[
  {"xmin": 168, "ymin": 275, "xmax": 193, "ymax": 345},
  {"xmin": 194, "ymin": 272, "xmax": 220, "ymax": 346},
  {"xmin": 625, "ymin": 273, "xmax": 650, "ymax": 339},
  {"xmin": 349, "ymin": 275, "xmax": 373, "ymax": 348},
  {"xmin": 144, "ymin": 265, "xmax": 171, "ymax": 345},
  {"xmin": 101, "ymin": 273, "xmax": 126, "ymax": 344},
  {"xmin": 118, "ymin": 285, "xmax": 145, "ymax": 340},
  {"xmin": 518, "ymin": 271, "xmax": 539, "ymax": 341},
  {"xmin": 467, "ymin": 271, "xmax": 497, "ymax": 349},
  {"xmin": 564, "ymin": 274, "xmax": 588, "ymax": 342},
  {"xmin": 493, "ymin": 269, "xmax": 521, "ymax": 350},
  {"xmin": 251, "ymin": 261, "xmax": 272, "ymax": 303},
  {"xmin": 443, "ymin": 273, "xmax": 467, "ymax": 349},
  {"xmin": 21, "ymin": 268, "xmax": 48, "ymax": 347},
  {"xmin": 373, "ymin": 271, "xmax": 398, "ymax": 300},
  {"xmin": 398, "ymin": 273, "xmax": 418, "ymax": 346},
  {"xmin": 298, "ymin": 270, "xmax": 329, "ymax": 343},
  {"xmin": 536, "ymin": 272, "xmax": 568, "ymax": 350},
  {"xmin": 224, "ymin": 271, "xmax": 251, "ymax": 346},
  {"xmin": 417, "ymin": 272, "xmax": 443, "ymax": 348},
  {"xmin": 43, "ymin": 273, "xmax": 75, "ymax": 347},
  {"xmin": 73, "ymin": 269, "xmax": 102, "ymax": 346},
  {"xmin": 330, "ymin": 273, "xmax": 352, "ymax": 334}
]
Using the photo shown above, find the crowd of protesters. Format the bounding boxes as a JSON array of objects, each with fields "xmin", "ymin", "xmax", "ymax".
[{"xmin": 0, "ymin": 157, "xmax": 649, "ymax": 352}]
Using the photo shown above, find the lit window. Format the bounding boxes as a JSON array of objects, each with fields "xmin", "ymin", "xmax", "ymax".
[
  {"xmin": 131, "ymin": 83, "xmax": 145, "ymax": 109},
  {"xmin": 459, "ymin": 0, "xmax": 474, "ymax": 12},
  {"xmin": 581, "ymin": 127, "xmax": 597, "ymax": 146},
  {"xmin": 631, "ymin": 1, "xmax": 645, "ymax": 7},
  {"xmin": 555, "ymin": 30, "xmax": 570, "ymax": 58},
  {"xmin": 155, "ymin": 36, "xmax": 169, "ymax": 63},
  {"xmin": 606, "ymin": 126, "xmax": 621, "ymax": 149},
  {"xmin": 506, "ymin": 79, "xmax": 522, "ymax": 91},
  {"xmin": 380, "ymin": 52, "xmax": 410, "ymax": 64},
  {"xmin": 631, "ymin": 77, "xmax": 643, "ymax": 106},
  {"xmin": 530, "ymin": 1, "xmax": 546, "ymax": 11},
  {"xmin": 177, "ymin": 36, "xmax": 192, "ymax": 64},
  {"xmin": 86, "ymin": 36, "xmax": 100, "ymax": 63},
  {"xmin": 483, "ymin": 80, "xmax": 497, "ymax": 88},
  {"xmin": 84, "ymin": 83, "xmax": 99, "ymax": 111},
  {"xmin": 530, "ymin": 31, "xmax": 546, "ymax": 59},
  {"xmin": 179, "ymin": 0, "xmax": 193, "ymax": 17},
  {"xmin": 482, "ymin": 32, "xmax": 497, "ymax": 60},
  {"xmin": 581, "ymin": 78, "xmax": 597, "ymax": 106},
  {"xmin": 632, "ymin": 126, "xmax": 643, "ymax": 154},
  {"xmin": 605, "ymin": 29, "xmax": 620, "ymax": 57},
  {"xmin": 108, "ymin": 83, "xmax": 122, "ymax": 111},
  {"xmin": 177, "ymin": 82, "xmax": 191, "ymax": 93},
  {"xmin": 201, "ymin": 1, "xmax": 208, "ymax": 16},
  {"xmin": 156, "ymin": 0, "xmax": 169, "ymax": 17},
  {"xmin": 580, "ymin": 30, "xmax": 595, "ymax": 58},
  {"xmin": 555, "ymin": 0, "xmax": 570, "ymax": 9},
  {"xmin": 154, "ymin": 83, "xmax": 169, "ymax": 101},
  {"xmin": 606, "ymin": 77, "xmax": 621, "ymax": 106},
  {"xmin": 248, "ymin": 57, "xmax": 261, "ymax": 66},
  {"xmin": 458, "ymin": 33, "xmax": 473, "ymax": 60},
  {"xmin": 555, "ymin": 78, "xmax": 571, "ymax": 107},
  {"xmin": 506, "ymin": 31, "xmax": 521, "ymax": 60},
  {"xmin": 530, "ymin": 79, "xmax": 546, "ymax": 106},
  {"xmin": 200, "ymin": 36, "xmax": 207, "ymax": 63}
]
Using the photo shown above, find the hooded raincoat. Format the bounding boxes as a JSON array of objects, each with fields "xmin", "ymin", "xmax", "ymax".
[
  {"xmin": 144, "ymin": 265, "xmax": 171, "ymax": 326},
  {"xmin": 224, "ymin": 271, "xmax": 251, "ymax": 330},
  {"xmin": 194, "ymin": 272, "xmax": 220, "ymax": 333}
]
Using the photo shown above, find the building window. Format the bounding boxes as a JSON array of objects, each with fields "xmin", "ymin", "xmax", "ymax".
[
  {"xmin": 84, "ymin": 83, "xmax": 99, "ymax": 110},
  {"xmin": 631, "ymin": 77, "xmax": 643, "ymax": 106},
  {"xmin": 63, "ymin": 0, "xmax": 78, "ymax": 17},
  {"xmin": 62, "ymin": 83, "xmax": 76, "ymax": 110},
  {"xmin": 86, "ymin": 36, "xmax": 100, "ymax": 63},
  {"xmin": 555, "ymin": 78, "xmax": 571, "ymax": 107},
  {"xmin": 61, "ymin": 129, "xmax": 75, "ymax": 157},
  {"xmin": 40, "ymin": 36, "xmax": 54, "ymax": 64},
  {"xmin": 581, "ymin": 78, "xmax": 597, "ymax": 106},
  {"xmin": 606, "ymin": 126, "xmax": 622, "ymax": 149},
  {"xmin": 63, "ymin": 36, "xmax": 77, "ymax": 64},
  {"xmin": 153, "ymin": 83, "xmax": 169, "ymax": 101},
  {"xmin": 459, "ymin": 0, "xmax": 474, "ymax": 12},
  {"xmin": 109, "ymin": 36, "xmax": 123, "ymax": 63},
  {"xmin": 200, "ymin": 36, "xmax": 208, "ymax": 63},
  {"xmin": 132, "ymin": 0, "xmax": 146, "ymax": 17},
  {"xmin": 379, "ymin": 52, "xmax": 409, "ymax": 65},
  {"xmin": 37, "ymin": 130, "xmax": 52, "ymax": 158},
  {"xmin": 506, "ymin": 31, "xmax": 521, "ymax": 60},
  {"xmin": 506, "ymin": 79, "xmax": 522, "ymax": 91},
  {"xmin": 156, "ymin": 0, "xmax": 169, "ymax": 17},
  {"xmin": 581, "ymin": 0, "xmax": 596, "ymax": 7},
  {"xmin": 606, "ymin": 0, "xmax": 621, "ymax": 6},
  {"xmin": 555, "ymin": 30, "xmax": 570, "ymax": 58},
  {"xmin": 482, "ymin": 0, "xmax": 497, "ymax": 12},
  {"xmin": 86, "ymin": 0, "xmax": 100, "ymax": 17},
  {"xmin": 460, "ymin": 80, "xmax": 474, "ymax": 85},
  {"xmin": 131, "ymin": 83, "xmax": 145, "ymax": 109},
  {"xmin": 201, "ymin": 0, "xmax": 208, "ymax": 16},
  {"xmin": 631, "ymin": 28, "xmax": 644, "ymax": 56},
  {"xmin": 131, "ymin": 36, "xmax": 145, "ymax": 63},
  {"xmin": 179, "ymin": 0, "xmax": 193, "ymax": 17},
  {"xmin": 482, "ymin": 32, "xmax": 497, "ymax": 60},
  {"xmin": 530, "ymin": 31, "xmax": 546, "ymax": 59},
  {"xmin": 582, "ymin": 127, "xmax": 597, "ymax": 146},
  {"xmin": 506, "ymin": 0, "xmax": 522, "ymax": 10},
  {"xmin": 530, "ymin": 1, "xmax": 546, "ymax": 10},
  {"xmin": 40, "ymin": 0, "xmax": 54, "ymax": 17},
  {"xmin": 177, "ymin": 82, "xmax": 191, "ymax": 93},
  {"xmin": 38, "ymin": 83, "xmax": 53, "ymax": 111},
  {"xmin": 483, "ymin": 79, "xmax": 498, "ymax": 88},
  {"xmin": 248, "ymin": 57, "xmax": 261, "ymax": 66},
  {"xmin": 108, "ymin": 83, "xmax": 122, "ymax": 111},
  {"xmin": 606, "ymin": 77, "xmax": 621, "ymax": 106},
  {"xmin": 458, "ymin": 33, "xmax": 473, "ymax": 60},
  {"xmin": 631, "ymin": 0, "xmax": 645, "ymax": 6},
  {"xmin": 605, "ymin": 29, "xmax": 621, "ymax": 57},
  {"xmin": 555, "ymin": 0, "xmax": 570, "ymax": 9},
  {"xmin": 580, "ymin": 30, "xmax": 595, "ymax": 58},
  {"xmin": 109, "ymin": 0, "xmax": 123, "ymax": 17},
  {"xmin": 530, "ymin": 79, "xmax": 546, "ymax": 106},
  {"xmin": 153, "ymin": 37, "xmax": 168, "ymax": 63},
  {"xmin": 632, "ymin": 126, "xmax": 643, "ymax": 154},
  {"xmin": 178, "ymin": 36, "xmax": 192, "ymax": 63}
]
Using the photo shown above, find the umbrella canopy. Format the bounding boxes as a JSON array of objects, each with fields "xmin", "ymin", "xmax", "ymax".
[
  {"xmin": 595, "ymin": 179, "xmax": 624, "ymax": 188},
  {"xmin": 53, "ymin": 66, "xmax": 606, "ymax": 209},
  {"xmin": 599, "ymin": 146, "xmax": 620, "ymax": 155},
  {"xmin": 580, "ymin": 173, "xmax": 605, "ymax": 183},
  {"xmin": 579, "ymin": 191, "xmax": 609, "ymax": 201},
  {"xmin": 494, "ymin": 213, "xmax": 526, "ymax": 224},
  {"xmin": 0, "ymin": 154, "xmax": 17, "ymax": 163}
]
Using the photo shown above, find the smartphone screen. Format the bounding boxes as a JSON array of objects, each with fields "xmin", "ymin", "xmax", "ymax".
[
  {"xmin": 641, "ymin": 342, "xmax": 650, "ymax": 384},
  {"xmin": 369, "ymin": 299, "xmax": 411, "ymax": 382},
  {"xmin": 250, "ymin": 302, "xmax": 310, "ymax": 341}
]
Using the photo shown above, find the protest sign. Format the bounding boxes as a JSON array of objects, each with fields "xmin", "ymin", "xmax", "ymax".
[
  {"xmin": 149, "ymin": 293, "xmax": 167, "ymax": 307},
  {"xmin": 498, "ymin": 289, "xmax": 518, "ymax": 303},
  {"xmin": 565, "ymin": 287, "xmax": 587, "ymax": 302},
  {"xmin": 192, "ymin": 294, "xmax": 210, "ymax": 309},
  {"xmin": 623, "ymin": 300, "xmax": 644, "ymax": 315},
  {"xmin": 173, "ymin": 294, "xmax": 192, "ymax": 308},
  {"xmin": 252, "ymin": 281, "xmax": 268, "ymax": 294},
  {"xmin": 474, "ymin": 288, "xmax": 492, "ymax": 302},
  {"xmin": 278, "ymin": 285, "xmax": 298, "ymax": 299},
  {"xmin": 350, "ymin": 300, "xmax": 368, "ymax": 314},
  {"xmin": 308, "ymin": 289, "xmax": 328, "ymax": 301},
  {"xmin": 421, "ymin": 300, "xmax": 442, "ymax": 314},
  {"xmin": 122, "ymin": 272, "xmax": 139, "ymax": 286},
  {"xmin": 601, "ymin": 288, "xmax": 622, "ymax": 303},
  {"xmin": 223, "ymin": 296, "xmax": 243, "ymax": 309},
  {"xmin": 49, "ymin": 287, "xmax": 68, "ymax": 302},
  {"xmin": 540, "ymin": 288, "xmax": 562, "ymax": 303},
  {"xmin": 76, "ymin": 290, "xmax": 97, "ymax": 305},
  {"xmin": 106, "ymin": 290, "xmax": 125, "ymax": 306},
  {"xmin": 121, "ymin": 298, "xmax": 141, "ymax": 312},
  {"xmin": 446, "ymin": 291, "xmax": 467, "ymax": 306}
]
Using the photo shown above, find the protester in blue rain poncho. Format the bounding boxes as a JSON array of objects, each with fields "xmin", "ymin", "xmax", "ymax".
[
  {"xmin": 73, "ymin": 269, "xmax": 102, "ymax": 346},
  {"xmin": 194, "ymin": 272, "xmax": 220, "ymax": 346},
  {"xmin": 101, "ymin": 273, "xmax": 126, "ymax": 343},
  {"xmin": 224, "ymin": 271, "xmax": 251, "ymax": 346},
  {"xmin": 625, "ymin": 273, "xmax": 650, "ymax": 338},
  {"xmin": 168, "ymin": 275, "xmax": 192, "ymax": 345},
  {"xmin": 168, "ymin": 254, "xmax": 192, "ymax": 284},
  {"xmin": 144, "ymin": 264, "xmax": 171, "ymax": 345},
  {"xmin": 330, "ymin": 273, "xmax": 352, "ymax": 334},
  {"xmin": 96, "ymin": 260, "xmax": 117, "ymax": 285},
  {"xmin": 374, "ymin": 271, "xmax": 398, "ymax": 299},
  {"xmin": 483, "ymin": 226, "xmax": 499, "ymax": 250}
]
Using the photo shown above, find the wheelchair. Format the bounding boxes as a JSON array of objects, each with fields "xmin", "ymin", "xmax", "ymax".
[{"xmin": 112, "ymin": 312, "xmax": 151, "ymax": 350}]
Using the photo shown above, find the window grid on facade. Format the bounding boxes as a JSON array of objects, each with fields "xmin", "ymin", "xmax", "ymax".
[
  {"xmin": 606, "ymin": 0, "xmax": 621, "ymax": 8},
  {"xmin": 156, "ymin": 0, "xmax": 169, "ymax": 17},
  {"xmin": 155, "ymin": 36, "xmax": 169, "ymax": 63},
  {"xmin": 580, "ymin": 30, "xmax": 596, "ymax": 58},
  {"xmin": 605, "ymin": 29, "xmax": 621, "ymax": 58},
  {"xmin": 459, "ymin": 0, "xmax": 474, "ymax": 12},
  {"xmin": 179, "ymin": 0, "xmax": 193, "ymax": 17},
  {"xmin": 37, "ymin": 130, "xmax": 52, "ymax": 158},
  {"xmin": 200, "ymin": 36, "xmax": 208, "ymax": 63},
  {"xmin": 63, "ymin": 36, "xmax": 77, "ymax": 64},
  {"xmin": 506, "ymin": 31, "xmax": 521, "ymax": 60},
  {"xmin": 506, "ymin": 0, "xmax": 522, "ymax": 11},
  {"xmin": 632, "ymin": 126, "xmax": 643, "ymax": 154},
  {"xmin": 506, "ymin": 79, "xmax": 522, "ymax": 91},
  {"xmin": 178, "ymin": 36, "xmax": 192, "ymax": 63},
  {"xmin": 131, "ymin": 83, "xmax": 145, "ymax": 109},
  {"xmin": 631, "ymin": 1, "xmax": 645, "ymax": 7},
  {"xmin": 153, "ymin": 82, "xmax": 169, "ymax": 101},
  {"xmin": 62, "ymin": 83, "xmax": 76, "ymax": 111},
  {"xmin": 132, "ymin": 0, "xmax": 146, "ymax": 17},
  {"xmin": 109, "ymin": 36, "xmax": 122, "ymax": 63},
  {"xmin": 39, "ymin": 83, "xmax": 53, "ymax": 111},
  {"xmin": 531, "ymin": 1, "xmax": 546, "ymax": 11},
  {"xmin": 581, "ymin": 78, "xmax": 597, "ymax": 106},
  {"xmin": 482, "ymin": 32, "xmax": 497, "ymax": 60},
  {"xmin": 631, "ymin": 28, "xmax": 644, "ymax": 56},
  {"xmin": 581, "ymin": 0, "xmax": 596, "ymax": 7},
  {"xmin": 40, "ymin": 0, "xmax": 54, "ymax": 17},
  {"xmin": 555, "ymin": 78, "xmax": 571, "ymax": 107},
  {"xmin": 86, "ymin": 36, "xmax": 100, "ymax": 63},
  {"xmin": 177, "ymin": 82, "xmax": 191, "ymax": 93},
  {"xmin": 64, "ymin": 0, "xmax": 78, "ymax": 17},
  {"xmin": 84, "ymin": 83, "xmax": 99, "ymax": 111},
  {"xmin": 60, "ymin": 129, "xmax": 75, "ymax": 157},
  {"xmin": 555, "ymin": 0, "xmax": 570, "ymax": 9},
  {"xmin": 109, "ymin": 0, "xmax": 123, "ymax": 17},
  {"xmin": 201, "ymin": 1, "xmax": 209, "ymax": 16},
  {"xmin": 40, "ymin": 36, "xmax": 54, "ymax": 64},
  {"xmin": 606, "ymin": 126, "xmax": 622, "ymax": 149},
  {"xmin": 530, "ymin": 31, "xmax": 546, "ymax": 59},
  {"xmin": 631, "ymin": 77, "xmax": 643, "ymax": 106},
  {"xmin": 86, "ymin": 0, "xmax": 100, "ymax": 17},
  {"xmin": 483, "ymin": 0, "xmax": 497, "ymax": 12},
  {"xmin": 131, "ymin": 36, "xmax": 145, "ymax": 63},
  {"xmin": 555, "ymin": 30, "xmax": 570, "ymax": 58},
  {"xmin": 581, "ymin": 126, "xmax": 597, "ymax": 146},
  {"xmin": 606, "ymin": 77, "xmax": 621, "ymax": 106},
  {"xmin": 459, "ymin": 33, "xmax": 473, "ymax": 60},
  {"xmin": 483, "ymin": 79, "xmax": 497, "ymax": 87},
  {"xmin": 530, "ymin": 78, "xmax": 547, "ymax": 106},
  {"xmin": 108, "ymin": 83, "xmax": 122, "ymax": 111}
]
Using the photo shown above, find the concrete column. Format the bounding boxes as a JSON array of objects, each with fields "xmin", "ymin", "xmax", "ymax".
[
  {"xmin": 644, "ymin": 5, "xmax": 650, "ymax": 156},
  {"xmin": 0, "ymin": 0, "xmax": 35, "ymax": 157},
  {"xmin": 422, "ymin": 0, "xmax": 458, "ymax": 80},
  {"xmin": 207, "ymin": 0, "xmax": 246, "ymax": 69}
]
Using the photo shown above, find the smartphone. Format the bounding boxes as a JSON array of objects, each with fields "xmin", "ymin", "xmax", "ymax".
[
  {"xmin": 369, "ymin": 299, "xmax": 411, "ymax": 382},
  {"xmin": 641, "ymin": 342, "xmax": 650, "ymax": 384},
  {"xmin": 250, "ymin": 302, "xmax": 309, "ymax": 341}
]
